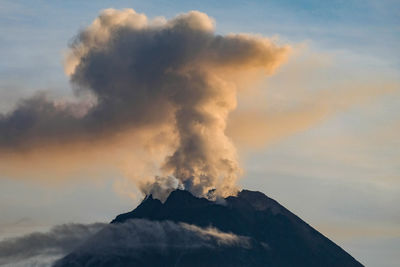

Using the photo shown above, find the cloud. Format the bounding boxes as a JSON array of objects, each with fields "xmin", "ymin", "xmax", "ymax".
[
  {"xmin": 226, "ymin": 44, "xmax": 399, "ymax": 149},
  {"xmin": 0, "ymin": 219, "xmax": 251, "ymax": 267},
  {"xmin": 0, "ymin": 8, "xmax": 290, "ymax": 197},
  {"xmin": 227, "ymin": 83, "xmax": 398, "ymax": 148},
  {"xmin": 78, "ymin": 219, "xmax": 250, "ymax": 251},
  {"xmin": 0, "ymin": 222, "xmax": 106, "ymax": 266},
  {"xmin": 55, "ymin": 219, "xmax": 252, "ymax": 267}
]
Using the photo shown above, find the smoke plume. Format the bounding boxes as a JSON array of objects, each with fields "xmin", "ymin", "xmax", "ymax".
[{"xmin": 0, "ymin": 9, "xmax": 289, "ymax": 197}]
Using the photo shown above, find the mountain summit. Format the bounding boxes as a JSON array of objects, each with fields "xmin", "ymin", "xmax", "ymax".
[{"xmin": 55, "ymin": 189, "xmax": 363, "ymax": 267}]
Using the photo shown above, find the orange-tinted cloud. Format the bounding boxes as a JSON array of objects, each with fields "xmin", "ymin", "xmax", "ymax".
[
  {"xmin": 0, "ymin": 9, "xmax": 290, "ymax": 198},
  {"xmin": 227, "ymin": 44, "xmax": 399, "ymax": 150}
]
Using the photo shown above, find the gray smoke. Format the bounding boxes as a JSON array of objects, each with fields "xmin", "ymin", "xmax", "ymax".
[{"xmin": 0, "ymin": 9, "xmax": 290, "ymax": 197}]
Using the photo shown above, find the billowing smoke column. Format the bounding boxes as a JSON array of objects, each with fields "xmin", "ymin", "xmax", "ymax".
[{"xmin": 0, "ymin": 9, "xmax": 289, "ymax": 198}]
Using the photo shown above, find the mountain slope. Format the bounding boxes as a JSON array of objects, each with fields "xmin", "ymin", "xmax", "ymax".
[{"xmin": 55, "ymin": 189, "xmax": 363, "ymax": 267}]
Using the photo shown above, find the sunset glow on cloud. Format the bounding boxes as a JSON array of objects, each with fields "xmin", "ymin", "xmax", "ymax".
[{"xmin": 0, "ymin": 1, "xmax": 399, "ymax": 266}]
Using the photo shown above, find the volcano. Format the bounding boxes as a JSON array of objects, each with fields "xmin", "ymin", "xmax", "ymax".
[{"xmin": 54, "ymin": 189, "xmax": 363, "ymax": 267}]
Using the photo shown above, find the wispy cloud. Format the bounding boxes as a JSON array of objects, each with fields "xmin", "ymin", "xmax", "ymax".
[
  {"xmin": 0, "ymin": 222, "xmax": 105, "ymax": 266},
  {"xmin": 0, "ymin": 219, "xmax": 251, "ymax": 267}
]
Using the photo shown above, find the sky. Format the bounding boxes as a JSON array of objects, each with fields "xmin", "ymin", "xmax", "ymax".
[{"xmin": 0, "ymin": 0, "xmax": 399, "ymax": 266}]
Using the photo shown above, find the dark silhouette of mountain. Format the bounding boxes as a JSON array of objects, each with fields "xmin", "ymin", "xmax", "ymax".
[{"xmin": 54, "ymin": 189, "xmax": 363, "ymax": 267}]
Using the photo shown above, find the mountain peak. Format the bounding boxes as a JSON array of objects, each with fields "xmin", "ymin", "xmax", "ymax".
[
  {"xmin": 164, "ymin": 189, "xmax": 210, "ymax": 208},
  {"xmin": 111, "ymin": 193, "xmax": 163, "ymax": 224},
  {"xmin": 62, "ymin": 189, "xmax": 363, "ymax": 267},
  {"xmin": 165, "ymin": 189, "xmax": 197, "ymax": 203}
]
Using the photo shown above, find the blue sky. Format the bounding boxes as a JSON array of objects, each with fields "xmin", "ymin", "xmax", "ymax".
[{"xmin": 0, "ymin": 1, "xmax": 399, "ymax": 266}]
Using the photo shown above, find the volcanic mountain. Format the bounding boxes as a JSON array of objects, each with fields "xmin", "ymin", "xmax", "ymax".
[{"xmin": 54, "ymin": 189, "xmax": 363, "ymax": 267}]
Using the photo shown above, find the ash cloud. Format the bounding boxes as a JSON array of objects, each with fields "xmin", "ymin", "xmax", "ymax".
[{"xmin": 0, "ymin": 9, "xmax": 290, "ymax": 197}]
